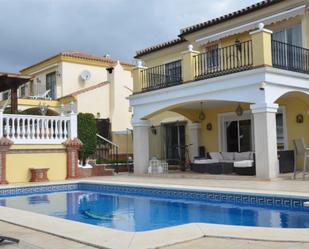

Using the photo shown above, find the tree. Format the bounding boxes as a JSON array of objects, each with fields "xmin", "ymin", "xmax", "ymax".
[{"xmin": 78, "ymin": 113, "xmax": 97, "ymax": 165}]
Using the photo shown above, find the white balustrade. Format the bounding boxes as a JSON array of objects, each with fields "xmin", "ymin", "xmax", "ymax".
[{"xmin": 0, "ymin": 111, "xmax": 78, "ymax": 144}]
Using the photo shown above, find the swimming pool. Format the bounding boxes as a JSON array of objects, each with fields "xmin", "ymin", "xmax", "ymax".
[{"xmin": 0, "ymin": 182, "xmax": 309, "ymax": 232}]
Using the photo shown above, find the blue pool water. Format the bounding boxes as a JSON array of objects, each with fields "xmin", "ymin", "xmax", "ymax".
[{"xmin": 0, "ymin": 183, "xmax": 309, "ymax": 231}]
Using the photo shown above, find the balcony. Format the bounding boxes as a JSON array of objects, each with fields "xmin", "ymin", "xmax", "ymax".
[
  {"xmin": 0, "ymin": 111, "xmax": 77, "ymax": 144},
  {"xmin": 141, "ymin": 60, "xmax": 182, "ymax": 92},
  {"xmin": 272, "ymin": 40, "xmax": 309, "ymax": 74},
  {"xmin": 133, "ymin": 28, "xmax": 309, "ymax": 94},
  {"xmin": 194, "ymin": 40, "xmax": 253, "ymax": 80}
]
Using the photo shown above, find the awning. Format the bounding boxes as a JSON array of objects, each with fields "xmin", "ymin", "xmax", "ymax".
[
  {"xmin": 0, "ymin": 72, "xmax": 32, "ymax": 114},
  {"xmin": 196, "ymin": 5, "xmax": 306, "ymax": 45},
  {"xmin": 0, "ymin": 72, "xmax": 31, "ymax": 92}
]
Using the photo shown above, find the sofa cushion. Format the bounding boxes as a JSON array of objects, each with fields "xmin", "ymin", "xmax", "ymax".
[
  {"xmin": 234, "ymin": 152, "xmax": 252, "ymax": 161},
  {"xmin": 234, "ymin": 160, "xmax": 254, "ymax": 168},
  {"xmin": 194, "ymin": 159, "xmax": 219, "ymax": 164},
  {"xmin": 209, "ymin": 152, "xmax": 223, "ymax": 161},
  {"xmin": 221, "ymin": 152, "xmax": 234, "ymax": 161},
  {"xmin": 220, "ymin": 160, "xmax": 235, "ymax": 163}
]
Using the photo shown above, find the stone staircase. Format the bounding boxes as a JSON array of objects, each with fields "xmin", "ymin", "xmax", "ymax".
[{"xmin": 78, "ymin": 160, "xmax": 114, "ymax": 178}]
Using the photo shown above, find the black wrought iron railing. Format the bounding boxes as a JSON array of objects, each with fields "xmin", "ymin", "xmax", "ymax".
[
  {"xmin": 272, "ymin": 40, "xmax": 309, "ymax": 74},
  {"xmin": 194, "ymin": 40, "xmax": 253, "ymax": 80},
  {"xmin": 141, "ymin": 60, "xmax": 182, "ymax": 92},
  {"xmin": 90, "ymin": 134, "xmax": 119, "ymax": 173}
]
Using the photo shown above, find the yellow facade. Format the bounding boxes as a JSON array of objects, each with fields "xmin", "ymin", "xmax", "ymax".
[
  {"xmin": 277, "ymin": 96, "xmax": 309, "ymax": 150},
  {"xmin": 6, "ymin": 144, "xmax": 67, "ymax": 183},
  {"xmin": 133, "ymin": 0, "xmax": 309, "ymax": 94},
  {"xmin": 150, "ymin": 98, "xmax": 308, "ymax": 164},
  {"xmin": 250, "ymin": 29, "xmax": 273, "ymax": 67},
  {"xmin": 112, "ymin": 133, "xmax": 133, "ymax": 155},
  {"xmin": 172, "ymin": 104, "xmax": 251, "ymax": 152}
]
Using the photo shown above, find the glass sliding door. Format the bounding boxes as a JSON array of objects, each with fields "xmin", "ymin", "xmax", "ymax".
[
  {"xmin": 46, "ymin": 72, "xmax": 57, "ymax": 99},
  {"xmin": 164, "ymin": 122, "xmax": 186, "ymax": 164},
  {"xmin": 272, "ymin": 24, "xmax": 303, "ymax": 70},
  {"xmin": 225, "ymin": 119, "xmax": 252, "ymax": 152},
  {"xmin": 239, "ymin": 120, "xmax": 252, "ymax": 152},
  {"xmin": 226, "ymin": 121, "xmax": 238, "ymax": 152},
  {"xmin": 220, "ymin": 108, "xmax": 287, "ymax": 153},
  {"xmin": 273, "ymin": 24, "xmax": 302, "ymax": 46}
]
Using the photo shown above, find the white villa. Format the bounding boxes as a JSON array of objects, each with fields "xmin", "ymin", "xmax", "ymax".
[
  {"xmin": 129, "ymin": 0, "xmax": 309, "ymax": 180},
  {"xmin": 1, "ymin": 52, "xmax": 134, "ymax": 157}
]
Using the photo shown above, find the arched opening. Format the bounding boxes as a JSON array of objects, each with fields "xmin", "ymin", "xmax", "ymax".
[
  {"xmin": 142, "ymin": 99, "xmax": 256, "ymax": 172},
  {"xmin": 148, "ymin": 111, "xmax": 193, "ymax": 165},
  {"xmin": 275, "ymin": 91, "xmax": 309, "ymax": 153}
]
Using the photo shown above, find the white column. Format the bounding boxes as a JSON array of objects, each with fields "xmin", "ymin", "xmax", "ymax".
[
  {"xmin": 188, "ymin": 123, "xmax": 201, "ymax": 161},
  {"xmin": 68, "ymin": 112, "xmax": 78, "ymax": 139},
  {"xmin": 251, "ymin": 103, "xmax": 279, "ymax": 179},
  {"xmin": 132, "ymin": 119, "xmax": 151, "ymax": 174}
]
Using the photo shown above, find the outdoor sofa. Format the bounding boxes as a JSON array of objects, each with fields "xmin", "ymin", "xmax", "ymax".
[{"xmin": 191, "ymin": 152, "xmax": 256, "ymax": 175}]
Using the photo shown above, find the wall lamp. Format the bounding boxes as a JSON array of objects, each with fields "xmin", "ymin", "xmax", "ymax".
[
  {"xmin": 106, "ymin": 67, "xmax": 114, "ymax": 74},
  {"xmin": 151, "ymin": 125, "xmax": 157, "ymax": 135},
  {"xmin": 259, "ymin": 82, "xmax": 266, "ymax": 91}
]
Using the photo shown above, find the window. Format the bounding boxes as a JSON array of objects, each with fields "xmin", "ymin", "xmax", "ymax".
[
  {"xmin": 219, "ymin": 108, "xmax": 287, "ymax": 152},
  {"xmin": 164, "ymin": 60, "xmax": 182, "ymax": 84},
  {"xmin": 276, "ymin": 107, "xmax": 287, "ymax": 150},
  {"xmin": 273, "ymin": 24, "xmax": 303, "ymax": 70},
  {"xmin": 29, "ymin": 80, "xmax": 34, "ymax": 96},
  {"xmin": 273, "ymin": 24, "xmax": 302, "ymax": 46},
  {"xmin": 46, "ymin": 72, "xmax": 56, "ymax": 99},
  {"xmin": 2, "ymin": 91, "xmax": 9, "ymax": 100},
  {"xmin": 206, "ymin": 45, "xmax": 219, "ymax": 69},
  {"xmin": 219, "ymin": 112, "xmax": 254, "ymax": 152},
  {"xmin": 20, "ymin": 85, "xmax": 26, "ymax": 98}
]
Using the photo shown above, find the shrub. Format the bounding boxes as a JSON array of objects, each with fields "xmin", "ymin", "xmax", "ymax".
[{"xmin": 78, "ymin": 113, "xmax": 97, "ymax": 165}]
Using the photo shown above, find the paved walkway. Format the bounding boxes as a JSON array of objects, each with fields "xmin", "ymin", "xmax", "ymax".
[
  {"xmin": 1, "ymin": 220, "xmax": 309, "ymax": 249},
  {"xmin": 164, "ymin": 237, "xmax": 309, "ymax": 249},
  {"xmin": 2, "ymin": 174, "xmax": 309, "ymax": 249},
  {"xmin": 0, "ymin": 221, "xmax": 95, "ymax": 249},
  {"xmin": 90, "ymin": 173, "xmax": 309, "ymax": 195}
]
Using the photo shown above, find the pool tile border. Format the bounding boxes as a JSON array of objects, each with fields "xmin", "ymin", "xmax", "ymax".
[
  {"xmin": 78, "ymin": 182, "xmax": 309, "ymax": 209},
  {"xmin": 0, "ymin": 183, "xmax": 78, "ymax": 197},
  {"xmin": 1, "ymin": 181, "xmax": 308, "ymax": 210}
]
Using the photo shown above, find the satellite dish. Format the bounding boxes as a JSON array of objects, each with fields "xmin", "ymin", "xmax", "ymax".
[{"xmin": 80, "ymin": 70, "xmax": 91, "ymax": 81}]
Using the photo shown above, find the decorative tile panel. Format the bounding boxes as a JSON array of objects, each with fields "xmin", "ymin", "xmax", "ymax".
[
  {"xmin": 0, "ymin": 182, "xmax": 308, "ymax": 211},
  {"xmin": 0, "ymin": 184, "xmax": 77, "ymax": 198},
  {"xmin": 78, "ymin": 183, "xmax": 309, "ymax": 210}
]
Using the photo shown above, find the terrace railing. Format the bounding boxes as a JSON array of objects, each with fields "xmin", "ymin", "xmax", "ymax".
[
  {"xmin": 272, "ymin": 40, "xmax": 309, "ymax": 74},
  {"xmin": 141, "ymin": 60, "xmax": 182, "ymax": 92},
  {"xmin": 194, "ymin": 40, "xmax": 253, "ymax": 80},
  {"xmin": 90, "ymin": 134, "xmax": 119, "ymax": 172},
  {"xmin": 0, "ymin": 111, "xmax": 77, "ymax": 144}
]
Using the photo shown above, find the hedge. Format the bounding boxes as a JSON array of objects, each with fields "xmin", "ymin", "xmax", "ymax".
[{"xmin": 78, "ymin": 113, "xmax": 97, "ymax": 165}]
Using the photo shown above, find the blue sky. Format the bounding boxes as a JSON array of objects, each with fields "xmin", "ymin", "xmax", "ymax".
[{"xmin": 0, "ymin": 0, "xmax": 260, "ymax": 72}]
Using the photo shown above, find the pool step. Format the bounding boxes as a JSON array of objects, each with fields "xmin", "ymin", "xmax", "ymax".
[
  {"xmin": 78, "ymin": 164, "xmax": 114, "ymax": 178},
  {"xmin": 304, "ymin": 201, "xmax": 309, "ymax": 207}
]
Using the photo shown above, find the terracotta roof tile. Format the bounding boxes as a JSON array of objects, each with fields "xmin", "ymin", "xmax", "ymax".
[
  {"xmin": 135, "ymin": 0, "xmax": 285, "ymax": 58},
  {"xmin": 180, "ymin": 0, "xmax": 285, "ymax": 36},
  {"xmin": 135, "ymin": 38, "xmax": 187, "ymax": 58},
  {"xmin": 21, "ymin": 51, "xmax": 133, "ymax": 72}
]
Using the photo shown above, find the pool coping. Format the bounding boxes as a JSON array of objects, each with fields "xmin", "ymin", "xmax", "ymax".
[{"xmin": 1, "ymin": 180, "xmax": 309, "ymax": 249}]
